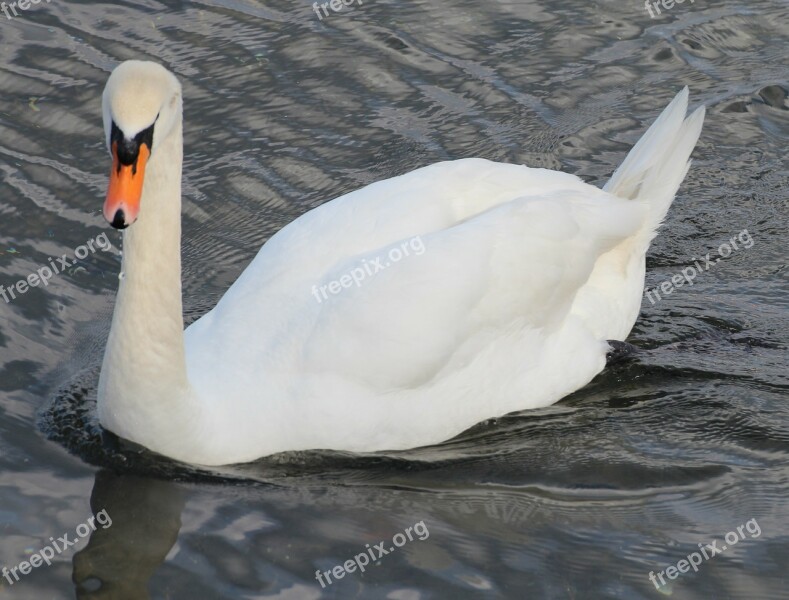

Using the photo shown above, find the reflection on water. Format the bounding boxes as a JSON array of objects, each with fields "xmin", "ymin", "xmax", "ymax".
[
  {"xmin": 73, "ymin": 471, "xmax": 184, "ymax": 600},
  {"xmin": 0, "ymin": 0, "xmax": 787, "ymax": 598}
]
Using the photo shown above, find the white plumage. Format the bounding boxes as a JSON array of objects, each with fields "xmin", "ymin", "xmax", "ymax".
[{"xmin": 97, "ymin": 61, "xmax": 705, "ymax": 465}]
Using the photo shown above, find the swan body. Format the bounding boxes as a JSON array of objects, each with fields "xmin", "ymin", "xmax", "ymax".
[{"xmin": 97, "ymin": 61, "xmax": 704, "ymax": 465}]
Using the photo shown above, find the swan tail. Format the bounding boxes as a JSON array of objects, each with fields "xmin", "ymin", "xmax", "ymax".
[{"xmin": 603, "ymin": 87, "xmax": 705, "ymax": 234}]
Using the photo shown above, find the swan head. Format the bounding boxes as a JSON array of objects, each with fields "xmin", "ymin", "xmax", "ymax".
[{"xmin": 101, "ymin": 60, "xmax": 182, "ymax": 229}]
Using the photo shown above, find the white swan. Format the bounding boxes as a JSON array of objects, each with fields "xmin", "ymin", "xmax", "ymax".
[{"xmin": 97, "ymin": 61, "xmax": 705, "ymax": 466}]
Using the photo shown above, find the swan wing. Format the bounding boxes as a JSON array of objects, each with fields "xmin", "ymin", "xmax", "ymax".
[
  {"xmin": 185, "ymin": 159, "xmax": 645, "ymax": 398},
  {"xmin": 298, "ymin": 189, "xmax": 645, "ymax": 390}
]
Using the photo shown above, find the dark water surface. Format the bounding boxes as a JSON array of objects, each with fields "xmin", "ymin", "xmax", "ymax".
[{"xmin": 1, "ymin": 0, "xmax": 787, "ymax": 598}]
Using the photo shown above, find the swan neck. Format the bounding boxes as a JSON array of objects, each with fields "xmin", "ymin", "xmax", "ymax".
[{"xmin": 101, "ymin": 121, "xmax": 189, "ymax": 402}]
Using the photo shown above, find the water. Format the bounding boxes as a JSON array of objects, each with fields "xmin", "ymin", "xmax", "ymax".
[{"xmin": 1, "ymin": 0, "xmax": 787, "ymax": 598}]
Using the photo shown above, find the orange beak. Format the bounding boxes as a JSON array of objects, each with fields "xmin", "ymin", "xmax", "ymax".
[{"xmin": 103, "ymin": 141, "xmax": 150, "ymax": 229}]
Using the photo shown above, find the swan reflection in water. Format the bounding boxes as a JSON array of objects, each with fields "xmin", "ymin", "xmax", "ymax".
[
  {"xmin": 68, "ymin": 458, "xmax": 544, "ymax": 599},
  {"xmin": 72, "ymin": 470, "xmax": 184, "ymax": 600}
]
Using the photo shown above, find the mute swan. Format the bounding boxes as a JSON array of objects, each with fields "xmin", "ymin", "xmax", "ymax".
[{"xmin": 97, "ymin": 60, "xmax": 704, "ymax": 466}]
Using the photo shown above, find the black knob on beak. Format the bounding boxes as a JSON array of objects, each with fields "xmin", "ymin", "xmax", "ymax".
[{"xmin": 110, "ymin": 209, "xmax": 128, "ymax": 230}]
